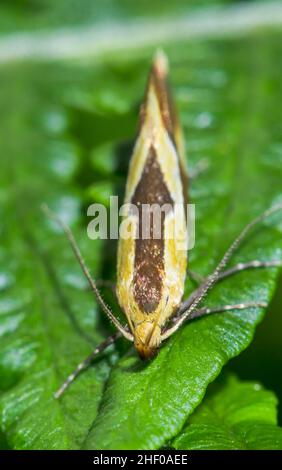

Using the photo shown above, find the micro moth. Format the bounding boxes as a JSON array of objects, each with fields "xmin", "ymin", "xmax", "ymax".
[
  {"xmin": 43, "ymin": 51, "xmax": 282, "ymax": 398},
  {"xmin": 116, "ymin": 51, "xmax": 188, "ymax": 359}
]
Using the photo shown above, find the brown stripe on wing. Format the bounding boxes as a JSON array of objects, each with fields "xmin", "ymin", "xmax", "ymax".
[
  {"xmin": 131, "ymin": 146, "xmax": 174, "ymax": 314},
  {"xmin": 139, "ymin": 52, "xmax": 177, "ymax": 146},
  {"xmin": 151, "ymin": 55, "xmax": 178, "ymax": 145},
  {"xmin": 152, "ymin": 54, "xmax": 189, "ymax": 212},
  {"xmin": 140, "ymin": 52, "xmax": 189, "ymax": 212}
]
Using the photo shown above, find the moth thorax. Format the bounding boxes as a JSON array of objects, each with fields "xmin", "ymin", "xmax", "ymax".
[{"xmin": 134, "ymin": 321, "xmax": 161, "ymax": 360}]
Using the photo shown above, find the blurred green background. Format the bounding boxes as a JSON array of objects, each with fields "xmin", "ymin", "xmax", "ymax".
[
  {"xmin": 0, "ymin": 0, "xmax": 236, "ymax": 34},
  {"xmin": 0, "ymin": 0, "xmax": 282, "ymax": 446}
]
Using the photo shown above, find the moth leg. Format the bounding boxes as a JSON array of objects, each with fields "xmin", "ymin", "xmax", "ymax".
[
  {"xmin": 217, "ymin": 260, "xmax": 282, "ymax": 282},
  {"xmin": 178, "ymin": 259, "xmax": 281, "ymax": 323},
  {"xmin": 184, "ymin": 301, "xmax": 268, "ymax": 321},
  {"xmin": 186, "ymin": 260, "xmax": 281, "ymax": 290},
  {"xmin": 189, "ymin": 158, "xmax": 209, "ymax": 181},
  {"xmin": 54, "ymin": 332, "xmax": 121, "ymax": 399},
  {"xmin": 167, "ymin": 301, "xmax": 268, "ymax": 326},
  {"xmin": 41, "ymin": 204, "xmax": 133, "ymax": 342},
  {"xmin": 161, "ymin": 203, "xmax": 282, "ymax": 341}
]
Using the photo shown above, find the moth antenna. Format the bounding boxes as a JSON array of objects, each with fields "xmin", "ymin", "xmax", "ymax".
[
  {"xmin": 180, "ymin": 259, "xmax": 282, "ymax": 316},
  {"xmin": 41, "ymin": 204, "xmax": 133, "ymax": 342},
  {"xmin": 162, "ymin": 203, "xmax": 282, "ymax": 340},
  {"xmin": 54, "ymin": 332, "xmax": 121, "ymax": 399}
]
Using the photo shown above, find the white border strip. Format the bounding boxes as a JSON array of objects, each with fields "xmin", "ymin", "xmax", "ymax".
[{"xmin": 0, "ymin": 2, "xmax": 282, "ymax": 63}]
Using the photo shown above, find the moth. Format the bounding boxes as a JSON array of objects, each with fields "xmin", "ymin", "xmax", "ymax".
[{"xmin": 43, "ymin": 51, "xmax": 282, "ymax": 399}]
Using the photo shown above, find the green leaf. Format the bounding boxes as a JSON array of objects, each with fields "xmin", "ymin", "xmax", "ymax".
[
  {"xmin": 83, "ymin": 36, "xmax": 282, "ymax": 449},
  {"xmin": 0, "ymin": 23, "xmax": 282, "ymax": 451},
  {"xmin": 172, "ymin": 375, "xmax": 282, "ymax": 450},
  {"xmin": 0, "ymin": 64, "xmax": 118, "ymax": 450}
]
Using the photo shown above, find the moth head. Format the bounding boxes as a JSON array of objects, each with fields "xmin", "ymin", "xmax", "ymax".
[{"xmin": 134, "ymin": 321, "xmax": 161, "ymax": 360}]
